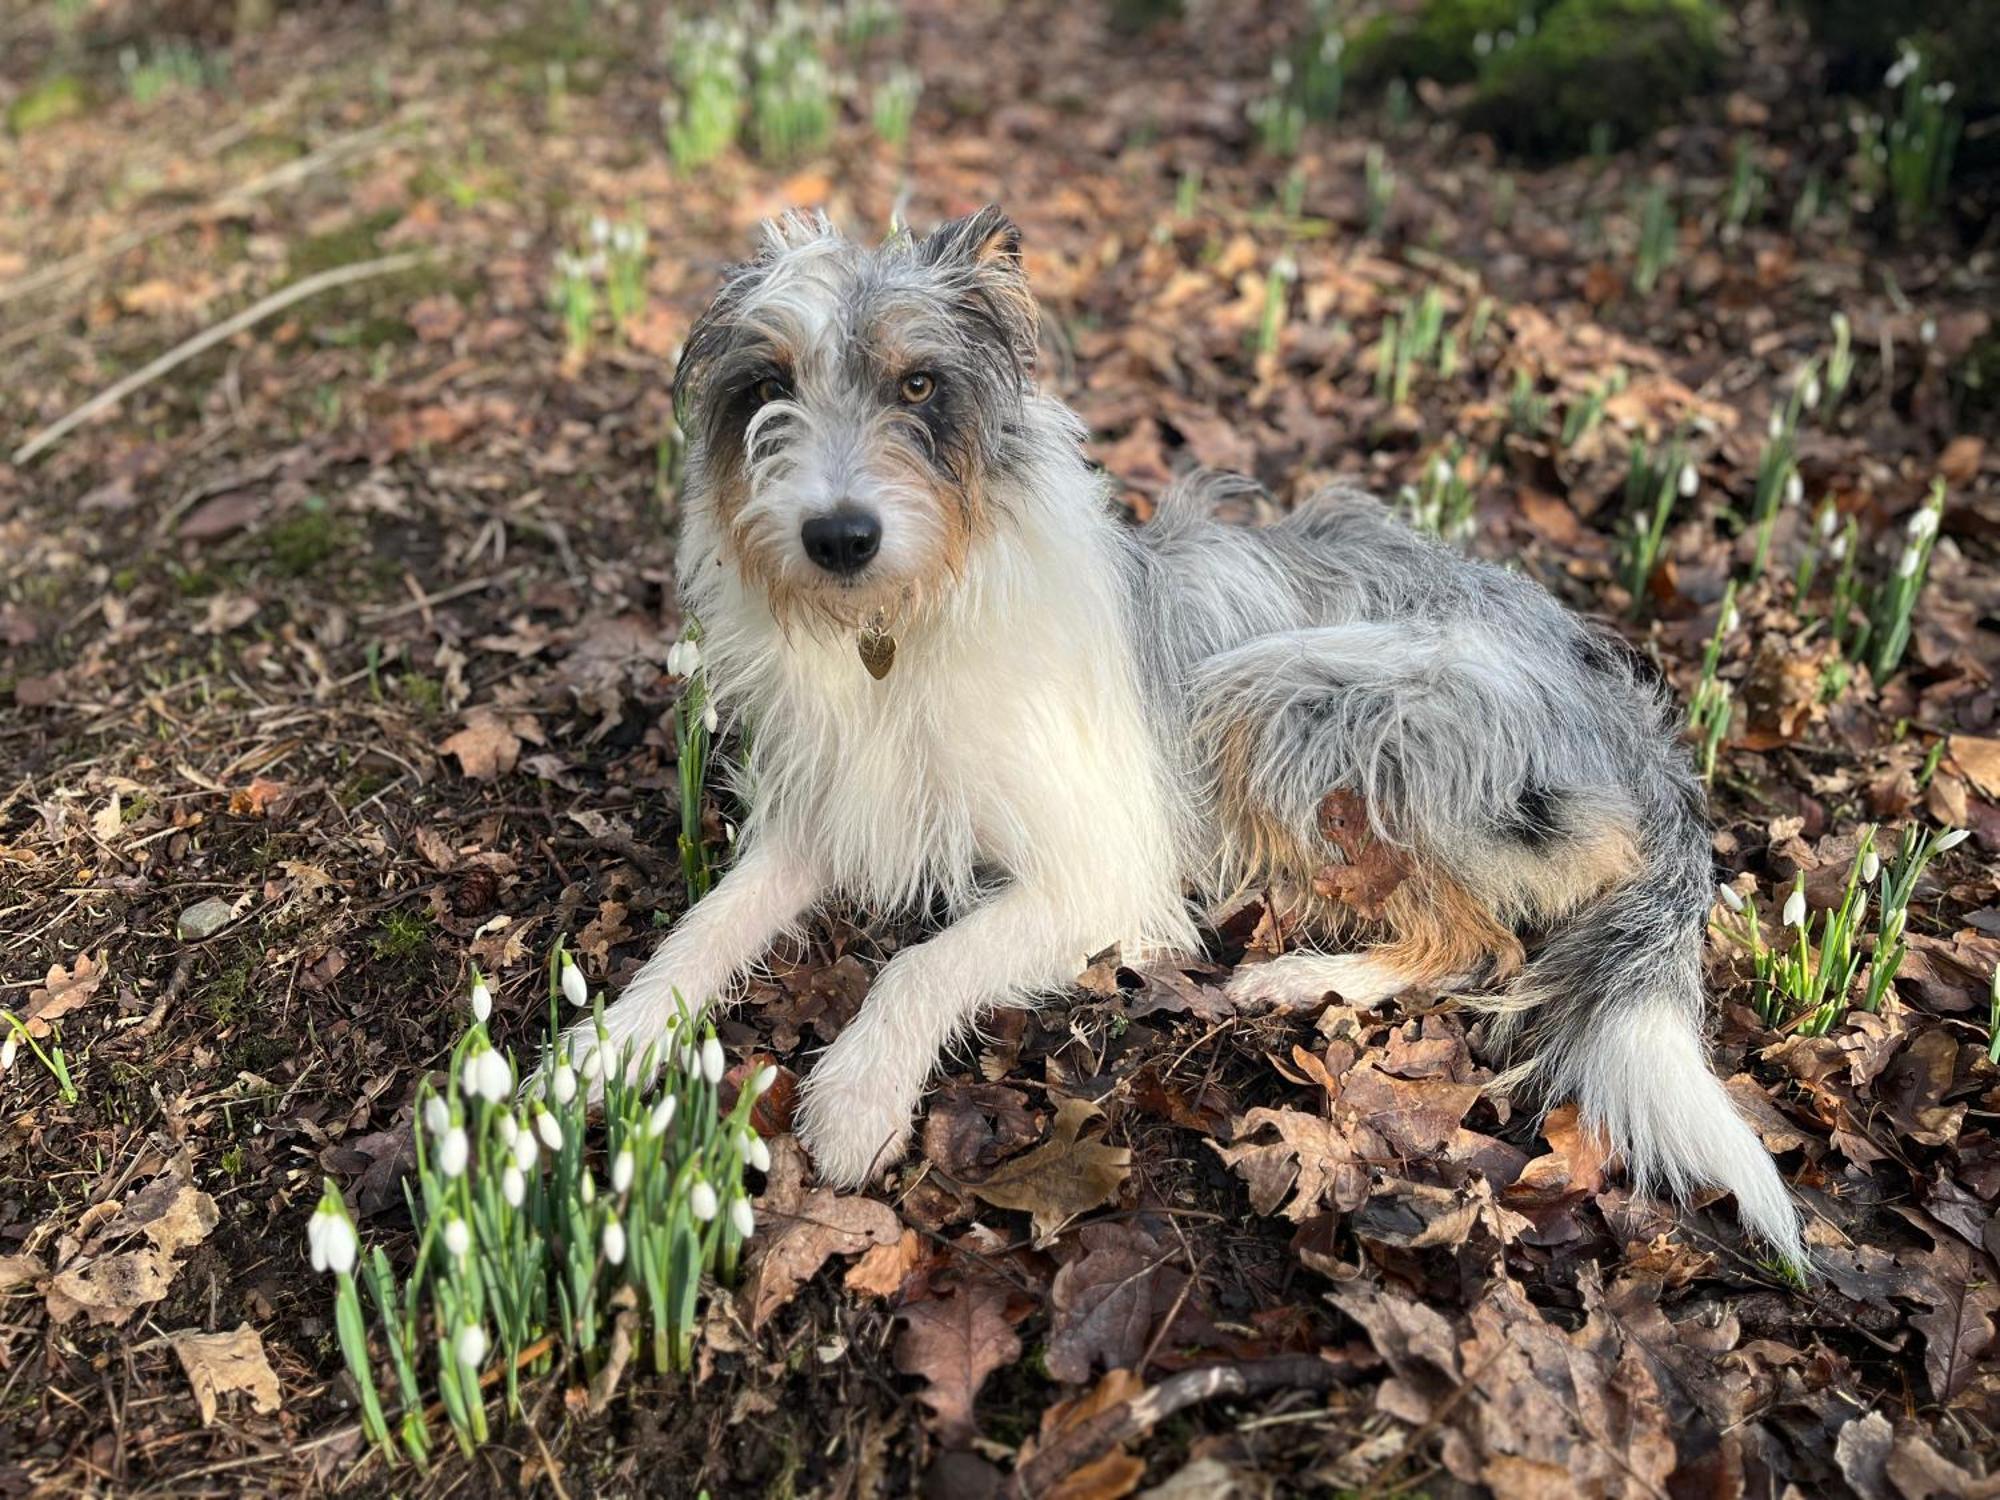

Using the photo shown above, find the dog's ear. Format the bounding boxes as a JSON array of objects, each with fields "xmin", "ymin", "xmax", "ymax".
[{"xmin": 921, "ymin": 206, "xmax": 1037, "ymax": 378}]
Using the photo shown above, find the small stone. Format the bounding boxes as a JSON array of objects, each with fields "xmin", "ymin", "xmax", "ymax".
[{"xmin": 177, "ymin": 897, "xmax": 236, "ymax": 942}]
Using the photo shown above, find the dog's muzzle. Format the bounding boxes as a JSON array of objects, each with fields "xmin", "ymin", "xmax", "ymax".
[{"xmin": 800, "ymin": 507, "xmax": 883, "ymax": 576}]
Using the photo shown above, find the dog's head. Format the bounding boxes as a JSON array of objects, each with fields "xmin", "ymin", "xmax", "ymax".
[{"xmin": 673, "ymin": 207, "xmax": 1038, "ymax": 628}]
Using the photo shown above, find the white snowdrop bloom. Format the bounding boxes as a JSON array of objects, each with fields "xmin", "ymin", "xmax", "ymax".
[
  {"xmin": 1897, "ymin": 545, "xmax": 1922, "ymax": 579},
  {"xmin": 1937, "ymin": 81, "xmax": 1955, "ymax": 102},
  {"xmin": 1802, "ymin": 375, "xmax": 1822, "ymax": 410},
  {"xmin": 602, "ymin": 1219, "xmax": 627, "ymax": 1266},
  {"xmin": 730, "ymin": 1197, "xmax": 756, "ymax": 1238},
  {"xmin": 1784, "ymin": 473, "xmax": 1804, "ymax": 507},
  {"xmin": 677, "ymin": 1043, "xmax": 699, "ymax": 1075},
  {"xmin": 611, "ymin": 1149, "xmax": 635, "ymax": 1195},
  {"xmin": 649, "ymin": 1096, "xmax": 678, "ymax": 1137},
  {"xmin": 702, "ymin": 700, "xmax": 719, "ymax": 735},
  {"xmin": 551, "ymin": 1063, "xmax": 578, "ymax": 1105},
  {"xmin": 1473, "ymin": 30, "xmax": 1492, "ymax": 55},
  {"xmin": 701, "ymin": 1036, "xmax": 725, "ymax": 1085},
  {"xmin": 1830, "ymin": 533, "xmax": 1850, "ymax": 561},
  {"xmin": 437, "ymin": 1126, "xmax": 470, "ymax": 1178},
  {"xmin": 1937, "ymin": 829, "xmax": 1971, "ymax": 851},
  {"xmin": 1678, "ymin": 464, "xmax": 1698, "ymax": 498},
  {"xmin": 1920, "ymin": 318, "xmax": 1937, "ymax": 346},
  {"xmin": 535, "ymin": 1108, "xmax": 564, "ymax": 1153},
  {"xmin": 460, "ymin": 1049, "xmax": 486, "ymax": 1099},
  {"xmin": 725, "ymin": 820, "xmax": 739, "ymax": 846},
  {"xmin": 750, "ymin": 1064, "xmax": 779, "ymax": 1098},
  {"xmin": 581, "ymin": 1046, "xmax": 606, "ymax": 1082},
  {"xmin": 0, "ymin": 1033, "xmax": 15, "ymax": 1074},
  {"xmin": 475, "ymin": 1050, "xmax": 513, "ymax": 1104},
  {"xmin": 1716, "ymin": 883, "xmax": 1745, "ymax": 913},
  {"xmin": 443, "ymin": 1215, "xmax": 471, "ymax": 1260},
  {"xmin": 1782, "ymin": 888, "xmax": 1807, "ymax": 928},
  {"xmin": 690, "ymin": 1180, "xmax": 718, "ymax": 1221},
  {"xmin": 1767, "ymin": 409, "xmax": 1784, "ymax": 440},
  {"xmin": 497, "ymin": 1113, "xmax": 518, "ymax": 1148},
  {"xmin": 513, "ymin": 1127, "xmax": 540, "ymax": 1172},
  {"xmin": 1863, "ymin": 850, "xmax": 1882, "ymax": 883},
  {"xmin": 1431, "ymin": 457, "xmax": 1453, "ymax": 488},
  {"xmin": 1906, "ymin": 506, "xmax": 1939, "ymax": 539},
  {"xmin": 308, "ymin": 1202, "xmax": 358, "ymax": 1276},
  {"xmin": 561, "ymin": 959, "xmax": 589, "ymax": 1009},
  {"xmin": 424, "ymin": 1095, "xmax": 451, "ymax": 1137},
  {"xmin": 589, "ymin": 215, "xmax": 611, "ymax": 246},
  {"xmin": 502, "ymin": 1165, "xmax": 526, "ymax": 1206},
  {"xmin": 1722, "ymin": 605, "xmax": 1740, "ymax": 635},
  {"xmin": 580, "ymin": 1173, "xmax": 596, "ymax": 1206},
  {"xmin": 455, "ymin": 1323, "xmax": 489, "ymax": 1371},
  {"xmin": 1817, "ymin": 505, "xmax": 1839, "ymax": 541},
  {"xmin": 1854, "ymin": 891, "xmax": 1869, "ymax": 929},
  {"xmin": 742, "ymin": 1133, "xmax": 772, "ymax": 1173},
  {"xmin": 470, "ymin": 978, "xmax": 492, "ymax": 1024}
]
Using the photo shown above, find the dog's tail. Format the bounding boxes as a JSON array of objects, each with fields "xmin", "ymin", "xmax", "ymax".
[{"xmin": 1480, "ymin": 790, "xmax": 1807, "ymax": 1267}]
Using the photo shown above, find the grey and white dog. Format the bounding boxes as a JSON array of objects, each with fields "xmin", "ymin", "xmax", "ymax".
[{"xmin": 574, "ymin": 206, "xmax": 1803, "ymax": 1263}]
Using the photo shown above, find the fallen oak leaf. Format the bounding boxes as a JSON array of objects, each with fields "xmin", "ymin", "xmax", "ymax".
[
  {"xmin": 1209, "ymin": 1107, "xmax": 1368, "ymax": 1222},
  {"xmin": 894, "ymin": 1279, "xmax": 1024, "ymax": 1445},
  {"xmin": 44, "ymin": 1247, "xmax": 175, "ymax": 1327},
  {"xmin": 1016, "ymin": 1369, "xmax": 1149, "ymax": 1500},
  {"xmin": 1046, "ymin": 1223, "xmax": 1185, "ymax": 1385},
  {"xmin": 439, "ymin": 708, "xmax": 544, "ymax": 781},
  {"xmin": 22, "ymin": 953, "xmax": 104, "ymax": 1039},
  {"xmin": 963, "ymin": 1096, "xmax": 1130, "ymax": 1247},
  {"xmin": 169, "ymin": 1324, "xmax": 282, "ymax": 1426},
  {"xmin": 117, "ymin": 1177, "xmax": 221, "ymax": 1257},
  {"xmin": 1313, "ymin": 790, "xmax": 1408, "ymax": 921},
  {"xmin": 846, "ymin": 1228, "xmax": 925, "ymax": 1300},
  {"xmin": 740, "ymin": 1136, "xmax": 900, "ymax": 1329}
]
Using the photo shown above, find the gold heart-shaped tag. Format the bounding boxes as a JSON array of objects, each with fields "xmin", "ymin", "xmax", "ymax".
[{"xmin": 858, "ymin": 626, "xmax": 896, "ymax": 680}]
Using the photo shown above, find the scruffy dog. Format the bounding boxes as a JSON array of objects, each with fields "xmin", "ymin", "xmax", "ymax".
[{"xmin": 578, "ymin": 206, "xmax": 1803, "ymax": 1262}]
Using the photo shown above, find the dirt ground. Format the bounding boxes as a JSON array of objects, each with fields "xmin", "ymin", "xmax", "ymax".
[{"xmin": 2, "ymin": 1, "xmax": 1999, "ymax": 1495}]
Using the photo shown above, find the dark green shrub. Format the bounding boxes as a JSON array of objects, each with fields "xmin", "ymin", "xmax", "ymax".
[
  {"xmin": 1347, "ymin": 0, "xmax": 1545, "ymax": 88},
  {"xmin": 1461, "ymin": 0, "xmax": 1723, "ymax": 158}
]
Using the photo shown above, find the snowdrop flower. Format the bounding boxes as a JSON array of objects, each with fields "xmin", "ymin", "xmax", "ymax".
[
  {"xmin": 1782, "ymin": 887, "xmax": 1807, "ymax": 928},
  {"xmin": 649, "ymin": 1096, "xmax": 678, "ymax": 1137},
  {"xmin": 475, "ymin": 1049, "xmax": 512, "ymax": 1104},
  {"xmin": 730, "ymin": 1197, "xmax": 756, "ymax": 1237},
  {"xmin": 1678, "ymin": 464, "xmax": 1698, "ymax": 498},
  {"xmin": 502, "ymin": 1165, "xmax": 526, "ymax": 1206},
  {"xmin": 668, "ymin": 638, "xmax": 701, "ymax": 677},
  {"xmin": 1767, "ymin": 409, "xmax": 1784, "ymax": 440},
  {"xmin": 1854, "ymin": 891, "xmax": 1869, "ymax": 929},
  {"xmin": 1919, "ymin": 318, "xmax": 1937, "ymax": 346},
  {"xmin": 437, "ymin": 1126, "xmax": 469, "ymax": 1177},
  {"xmin": 443, "ymin": 1215, "xmax": 471, "ymax": 1261},
  {"xmin": 1906, "ymin": 506, "xmax": 1939, "ymax": 539},
  {"xmin": 611, "ymin": 1148, "xmax": 635, "ymax": 1194},
  {"xmin": 1862, "ymin": 849, "xmax": 1882, "ymax": 883},
  {"xmin": 1830, "ymin": 532, "xmax": 1850, "ymax": 561},
  {"xmin": 1937, "ymin": 829, "xmax": 1971, "ymax": 851},
  {"xmin": 424, "ymin": 1095, "xmax": 451, "ymax": 1137},
  {"xmin": 1715, "ymin": 883, "xmax": 1745, "ymax": 913},
  {"xmin": 702, "ymin": 700, "xmax": 719, "ymax": 735},
  {"xmin": 535, "ymin": 1108, "xmax": 564, "ymax": 1153},
  {"xmin": 550, "ymin": 1063, "xmax": 577, "ymax": 1105},
  {"xmin": 1473, "ymin": 30, "xmax": 1493, "ymax": 55},
  {"xmin": 750, "ymin": 1064, "xmax": 779, "ymax": 1097},
  {"xmin": 513, "ymin": 1127, "xmax": 540, "ymax": 1171},
  {"xmin": 589, "ymin": 214, "xmax": 611, "ymax": 246},
  {"xmin": 740, "ymin": 1132, "xmax": 771, "ymax": 1172},
  {"xmin": 497, "ymin": 1112, "xmax": 519, "ymax": 1148},
  {"xmin": 1936, "ymin": 81, "xmax": 1955, "ymax": 103},
  {"xmin": 469, "ymin": 977, "xmax": 492, "ymax": 1024},
  {"xmin": 460, "ymin": 1049, "xmax": 485, "ymax": 1099},
  {"xmin": 1784, "ymin": 473, "xmax": 1804, "ymax": 507},
  {"xmin": 690, "ymin": 1180, "xmax": 718, "ymax": 1221},
  {"xmin": 561, "ymin": 958, "xmax": 589, "ymax": 1009},
  {"xmin": 1802, "ymin": 374, "xmax": 1822, "ymax": 410},
  {"xmin": 580, "ymin": 1046, "xmax": 606, "ymax": 1083},
  {"xmin": 0, "ymin": 1033, "xmax": 15, "ymax": 1074},
  {"xmin": 1431, "ymin": 456, "xmax": 1453, "ymax": 489},
  {"xmin": 1897, "ymin": 545, "xmax": 1922, "ymax": 579},
  {"xmin": 1721, "ymin": 604, "xmax": 1740, "ymax": 635},
  {"xmin": 580, "ymin": 1173, "xmax": 596, "ymax": 1206},
  {"xmin": 455, "ymin": 1323, "xmax": 489, "ymax": 1371},
  {"xmin": 308, "ymin": 1200, "xmax": 359, "ymax": 1276},
  {"xmin": 1817, "ymin": 504, "xmax": 1840, "ymax": 541},
  {"xmin": 602, "ymin": 1218, "xmax": 627, "ymax": 1266},
  {"xmin": 701, "ymin": 1036, "xmax": 725, "ymax": 1085}
]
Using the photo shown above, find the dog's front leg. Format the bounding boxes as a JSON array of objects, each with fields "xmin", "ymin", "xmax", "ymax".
[
  {"xmin": 795, "ymin": 885, "xmax": 1089, "ymax": 1186},
  {"xmin": 559, "ymin": 838, "xmax": 824, "ymax": 1085}
]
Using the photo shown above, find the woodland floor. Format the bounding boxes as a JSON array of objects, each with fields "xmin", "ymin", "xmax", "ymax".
[{"xmin": 2, "ymin": 1, "xmax": 1999, "ymax": 1496}]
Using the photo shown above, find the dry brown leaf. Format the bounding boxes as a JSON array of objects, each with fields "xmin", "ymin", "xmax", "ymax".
[
  {"xmin": 23, "ymin": 953, "xmax": 104, "ymax": 1039},
  {"xmin": 964, "ymin": 1096, "xmax": 1130, "ymax": 1246},
  {"xmin": 1046, "ymin": 1223, "xmax": 1183, "ymax": 1384},
  {"xmin": 1948, "ymin": 736, "xmax": 2000, "ymax": 801},
  {"xmin": 845, "ymin": 1229, "xmax": 924, "ymax": 1300},
  {"xmin": 1020, "ymin": 1368, "xmax": 1150, "ymax": 1500},
  {"xmin": 45, "ymin": 1248, "xmax": 175, "ymax": 1327},
  {"xmin": 227, "ymin": 777, "xmax": 292, "ymax": 817},
  {"xmin": 170, "ymin": 1325, "xmax": 282, "ymax": 1426},
  {"xmin": 892, "ymin": 1280, "xmax": 1023, "ymax": 1445},
  {"xmin": 1210, "ymin": 1107, "xmax": 1367, "ymax": 1222},
  {"xmin": 741, "ymin": 1137, "xmax": 900, "ymax": 1329},
  {"xmin": 119, "ymin": 1179, "xmax": 220, "ymax": 1257},
  {"xmin": 1313, "ymin": 790, "xmax": 1409, "ymax": 921},
  {"xmin": 439, "ymin": 709, "xmax": 543, "ymax": 781},
  {"xmin": 0, "ymin": 1252, "xmax": 47, "ymax": 1291}
]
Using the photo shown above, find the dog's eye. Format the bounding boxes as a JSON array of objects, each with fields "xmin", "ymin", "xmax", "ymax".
[
  {"xmin": 898, "ymin": 371, "xmax": 937, "ymax": 405},
  {"xmin": 752, "ymin": 376, "xmax": 790, "ymax": 407}
]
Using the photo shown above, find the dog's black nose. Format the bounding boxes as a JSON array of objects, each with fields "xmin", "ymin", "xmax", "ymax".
[{"xmin": 800, "ymin": 509, "xmax": 882, "ymax": 576}]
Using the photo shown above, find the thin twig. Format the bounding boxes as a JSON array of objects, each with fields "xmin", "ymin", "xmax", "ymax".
[{"xmin": 13, "ymin": 254, "xmax": 425, "ymax": 465}]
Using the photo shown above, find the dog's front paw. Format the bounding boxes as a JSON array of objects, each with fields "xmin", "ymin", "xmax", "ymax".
[
  {"xmin": 1225, "ymin": 952, "xmax": 1407, "ymax": 1013},
  {"xmin": 795, "ymin": 1067, "xmax": 916, "ymax": 1188}
]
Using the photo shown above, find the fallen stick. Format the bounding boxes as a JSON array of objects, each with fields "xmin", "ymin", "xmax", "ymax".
[
  {"xmin": 1007, "ymin": 1355, "xmax": 1358, "ymax": 1498},
  {"xmin": 12, "ymin": 252, "xmax": 424, "ymax": 465}
]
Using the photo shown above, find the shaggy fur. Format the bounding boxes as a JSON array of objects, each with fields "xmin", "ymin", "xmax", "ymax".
[{"xmin": 571, "ymin": 207, "xmax": 1805, "ymax": 1264}]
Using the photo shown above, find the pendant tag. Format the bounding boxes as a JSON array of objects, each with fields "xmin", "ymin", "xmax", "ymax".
[{"xmin": 858, "ymin": 613, "xmax": 897, "ymax": 679}]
